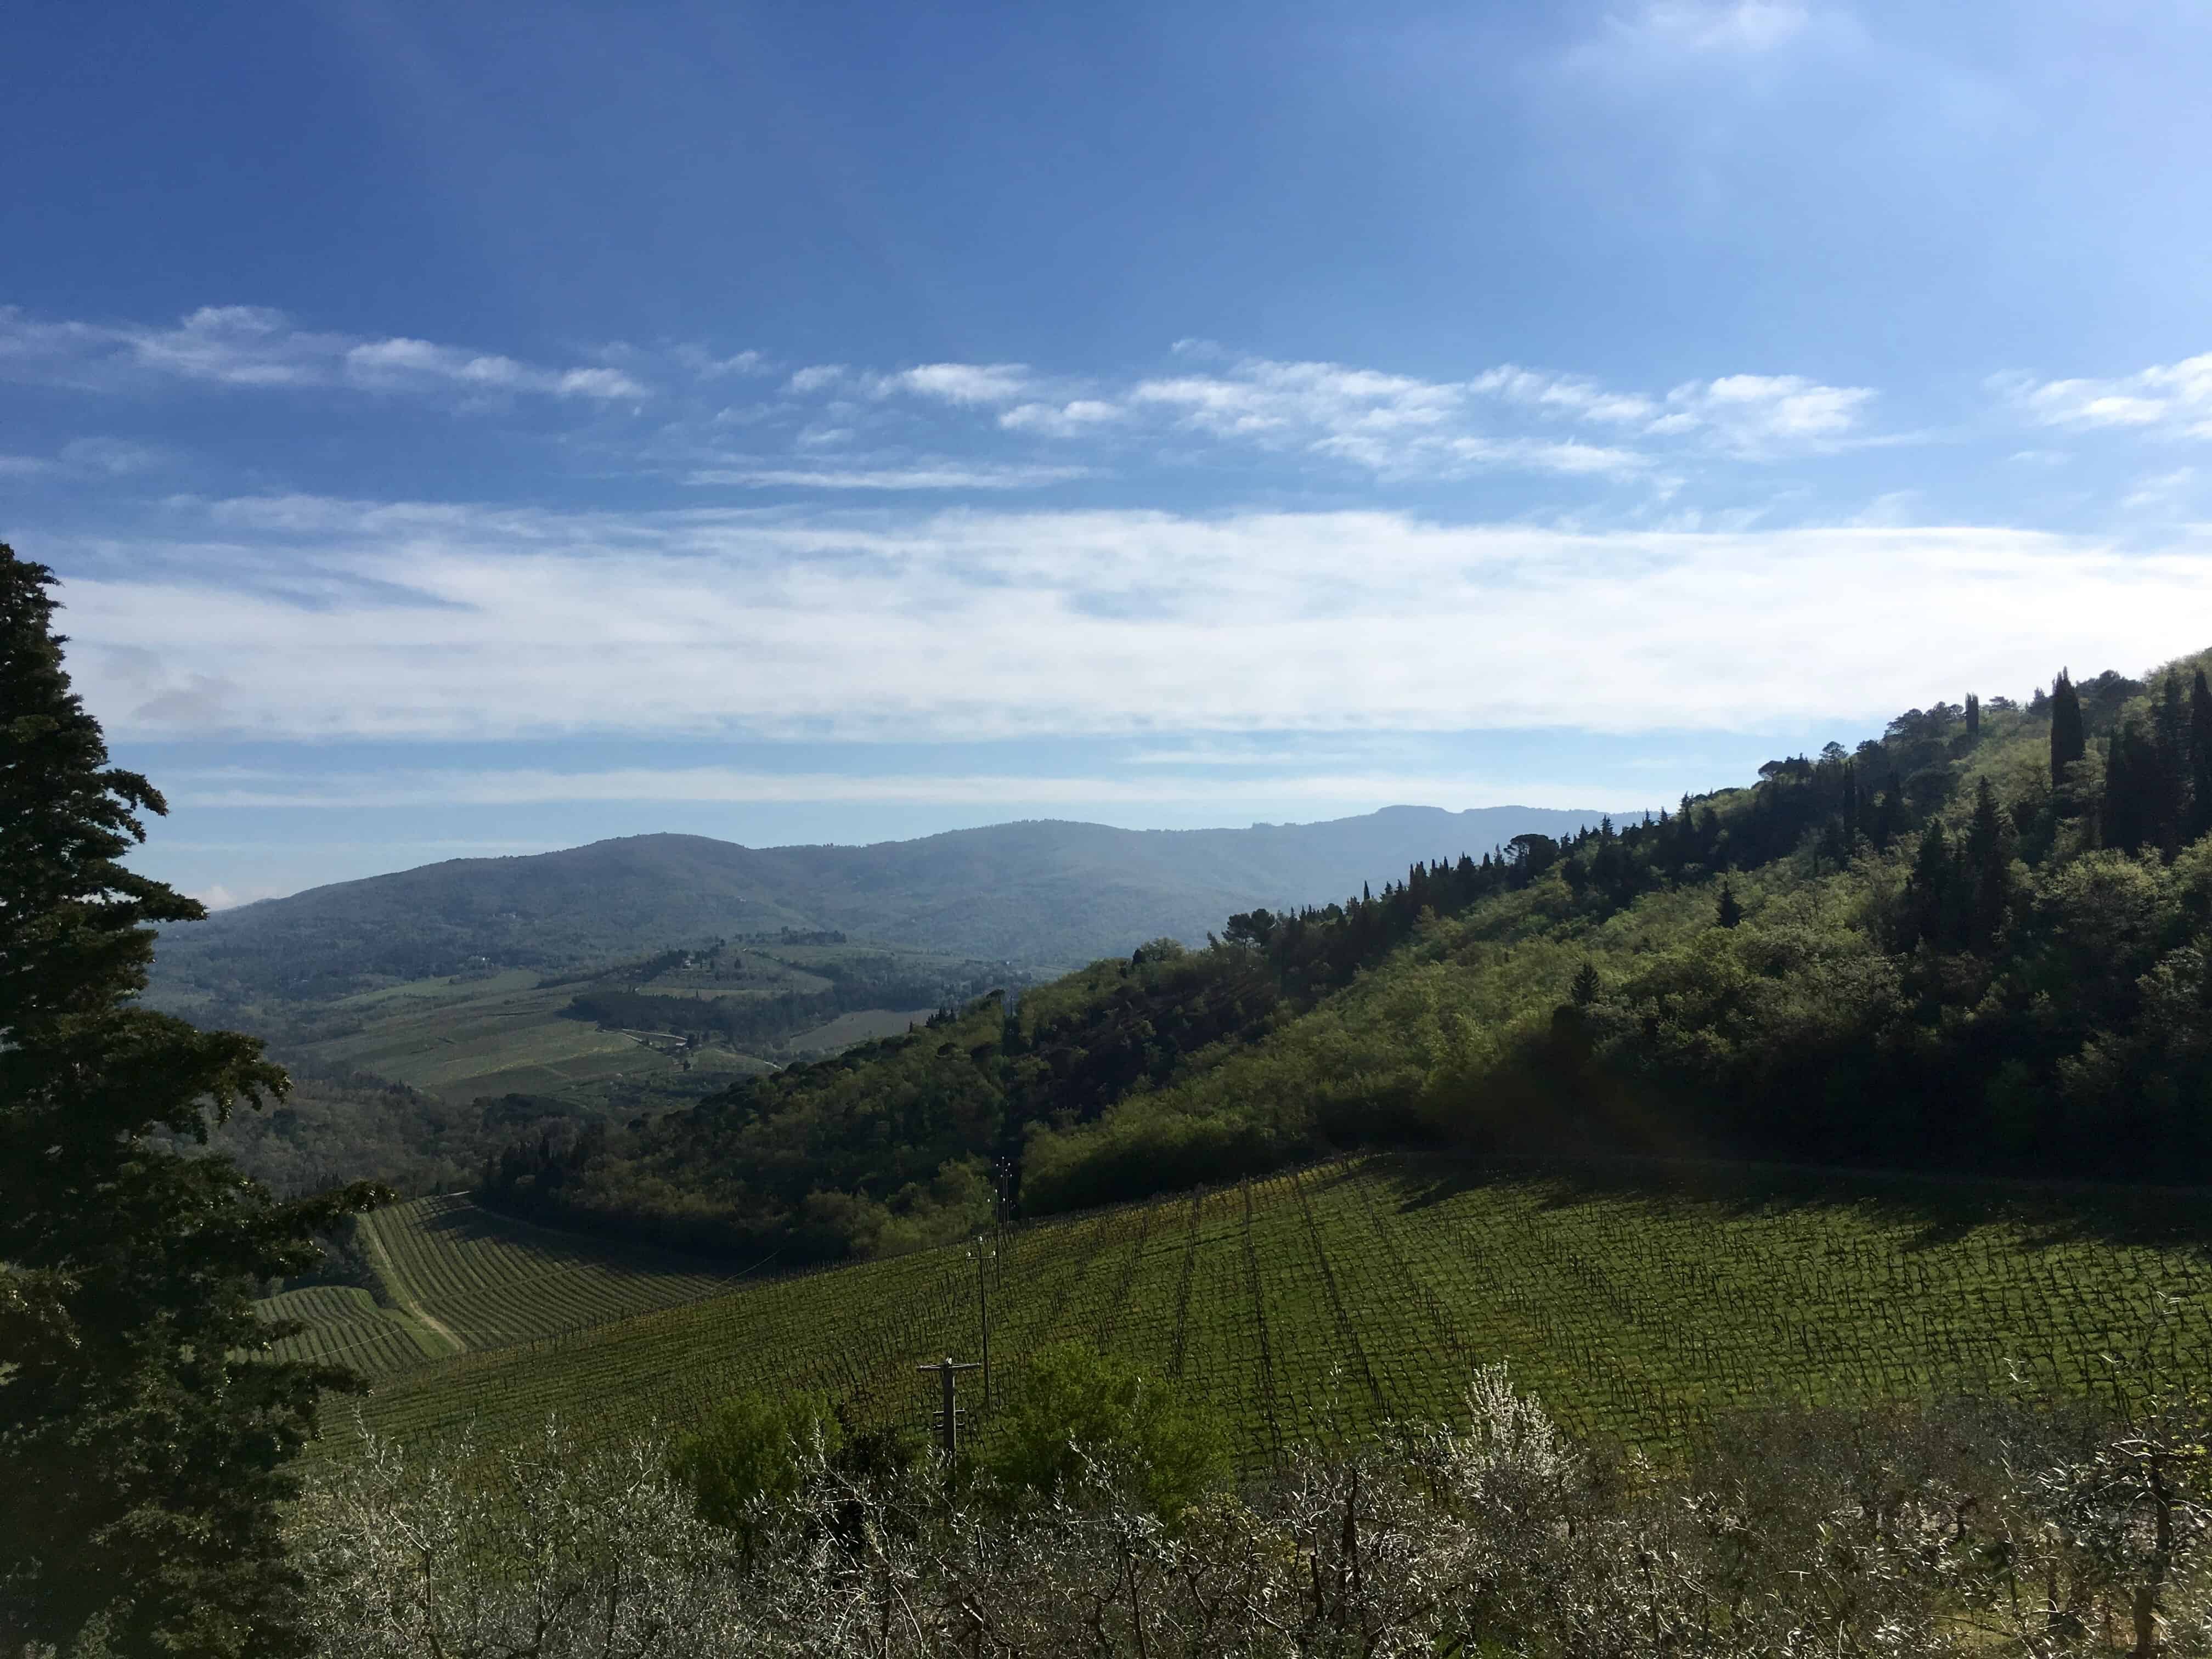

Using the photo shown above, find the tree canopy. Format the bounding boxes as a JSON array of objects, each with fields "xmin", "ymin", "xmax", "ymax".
[{"xmin": 0, "ymin": 545, "xmax": 386, "ymax": 1656}]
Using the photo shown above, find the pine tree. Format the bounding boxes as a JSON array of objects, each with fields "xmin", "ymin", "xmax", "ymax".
[
  {"xmin": 0, "ymin": 547, "xmax": 387, "ymax": 1654},
  {"xmin": 2050, "ymin": 669, "xmax": 2086, "ymax": 791}
]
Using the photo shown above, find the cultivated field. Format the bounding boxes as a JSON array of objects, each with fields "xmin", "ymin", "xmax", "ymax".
[
  {"xmin": 280, "ymin": 941, "xmax": 980, "ymax": 1104},
  {"xmin": 296, "ymin": 975, "xmax": 690, "ymax": 1102},
  {"xmin": 257, "ymin": 1284, "xmax": 447, "ymax": 1376},
  {"xmin": 259, "ymin": 1195, "xmax": 747, "ymax": 1380},
  {"xmin": 777, "ymin": 1007, "xmax": 939, "ymax": 1052},
  {"xmin": 315, "ymin": 1156, "xmax": 2212, "ymax": 1465}
]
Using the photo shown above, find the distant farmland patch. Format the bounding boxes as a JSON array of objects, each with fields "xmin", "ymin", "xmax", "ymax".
[{"xmin": 779, "ymin": 1007, "xmax": 939, "ymax": 1053}]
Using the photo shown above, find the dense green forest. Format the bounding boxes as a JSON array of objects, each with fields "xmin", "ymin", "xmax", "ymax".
[{"xmin": 482, "ymin": 653, "xmax": 2212, "ymax": 1262}]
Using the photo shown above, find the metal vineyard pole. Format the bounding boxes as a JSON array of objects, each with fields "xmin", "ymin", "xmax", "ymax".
[{"xmin": 969, "ymin": 1238, "xmax": 998, "ymax": 1409}]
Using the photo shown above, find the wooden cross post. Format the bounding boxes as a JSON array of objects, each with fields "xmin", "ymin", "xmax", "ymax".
[{"xmin": 918, "ymin": 1355, "xmax": 981, "ymax": 1459}]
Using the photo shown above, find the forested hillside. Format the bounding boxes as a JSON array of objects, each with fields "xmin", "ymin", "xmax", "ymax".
[{"xmin": 482, "ymin": 655, "xmax": 2212, "ymax": 1263}]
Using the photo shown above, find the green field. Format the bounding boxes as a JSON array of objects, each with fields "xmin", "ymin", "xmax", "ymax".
[
  {"xmin": 305, "ymin": 1157, "xmax": 2212, "ymax": 1465},
  {"xmin": 279, "ymin": 944, "xmax": 979, "ymax": 1105},
  {"xmin": 295, "ymin": 974, "xmax": 706, "ymax": 1102},
  {"xmin": 261, "ymin": 1195, "xmax": 749, "ymax": 1380},
  {"xmin": 777, "ymin": 1006, "xmax": 939, "ymax": 1053}
]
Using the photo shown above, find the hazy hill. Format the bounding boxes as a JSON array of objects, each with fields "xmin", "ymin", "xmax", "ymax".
[{"xmin": 151, "ymin": 804, "xmax": 1610, "ymax": 1003}]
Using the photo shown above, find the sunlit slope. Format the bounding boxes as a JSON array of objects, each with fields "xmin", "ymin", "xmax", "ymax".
[
  {"xmin": 260, "ymin": 1195, "xmax": 747, "ymax": 1378},
  {"xmin": 298, "ymin": 975, "xmax": 668, "ymax": 1099},
  {"xmin": 326, "ymin": 1157, "xmax": 2212, "ymax": 1463}
]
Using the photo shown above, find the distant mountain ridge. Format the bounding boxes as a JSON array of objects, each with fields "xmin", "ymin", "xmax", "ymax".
[{"xmin": 150, "ymin": 805, "xmax": 1615, "ymax": 1002}]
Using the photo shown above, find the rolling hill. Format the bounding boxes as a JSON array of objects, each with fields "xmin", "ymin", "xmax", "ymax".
[{"xmin": 148, "ymin": 804, "xmax": 1611, "ymax": 1005}]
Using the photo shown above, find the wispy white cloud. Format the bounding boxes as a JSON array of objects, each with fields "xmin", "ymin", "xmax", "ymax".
[
  {"xmin": 746, "ymin": 347, "xmax": 1876, "ymax": 486},
  {"xmin": 194, "ymin": 881, "xmax": 301, "ymax": 911},
  {"xmin": 1650, "ymin": 374, "xmax": 1877, "ymax": 456},
  {"xmin": 53, "ymin": 495, "xmax": 2212, "ymax": 748},
  {"xmin": 1998, "ymin": 353, "xmax": 2212, "ymax": 441},
  {"xmin": 885, "ymin": 363, "xmax": 1035, "ymax": 405},
  {"xmin": 0, "ymin": 304, "xmax": 648, "ymax": 402},
  {"xmin": 684, "ymin": 462, "xmax": 1091, "ymax": 490},
  {"xmin": 1072, "ymin": 352, "xmax": 1869, "ymax": 476},
  {"xmin": 1621, "ymin": 1, "xmax": 1819, "ymax": 55},
  {"xmin": 780, "ymin": 361, "xmax": 1037, "ymax": 404},
  {"xmin": 2121, "ymin": 466, "xmax": 2201, "ymax": 513},
  {"xmin": 998, "ymin": 399, "xmax": 1126, "ymax": 435},
  {"xmin": 166, "ymin": 764, "xmax": 1607, "ymax": 812},
  {"xmin": 59, "ymin": 436, "xmax": 170, "ymax": 475},
  {"xmin": 1467, "ymin": 367, "xmax": 1657, "ymax": 424},
  {"xmin": 784, "ymin": 364, "xmax": 848, "ymax": 395},
  {"xmin": 1131, "ymin": 358, "xmax": 1464, "ymax": 442},
  {"xmin": 676, "ymin": 346, "xmax": 770, "ymax": 380},
  {"xmin": 1562, "ymin": 0, "xmax": 1861, "ymax": 77},
  {"xmin": 0, "ymin": 437, "xmax": 173, "ymax": 479}
]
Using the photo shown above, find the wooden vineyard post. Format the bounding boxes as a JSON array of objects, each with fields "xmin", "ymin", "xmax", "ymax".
[{"xmin": 918, "ymin": 1354, "xmax": 981, "ymax": 1459}]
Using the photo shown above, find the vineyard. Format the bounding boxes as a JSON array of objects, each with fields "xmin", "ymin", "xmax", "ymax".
[
  {"xmin": 258, "ymin": 1195, "xmax": 748, "ymax": 1378},
  {"xmin": 306, "ymin": 1156, "xmax": 2212, "ymax": 1465},
  {"xmin": 257, "ymin": 1284, "xmax": 448, "ymax": 1377}
]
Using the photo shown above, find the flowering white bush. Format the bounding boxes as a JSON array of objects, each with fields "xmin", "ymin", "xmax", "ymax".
[{"xmin": 284, "ymin": 1372, "xmax": 2212, "ymax": 1658}]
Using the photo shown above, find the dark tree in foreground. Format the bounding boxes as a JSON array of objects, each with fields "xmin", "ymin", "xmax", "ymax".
[{"xmin": 0, "ymin": 546, "xmax": 387, "ymax": 1655}]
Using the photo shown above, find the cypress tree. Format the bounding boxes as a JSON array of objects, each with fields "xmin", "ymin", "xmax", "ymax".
[
  {"xmin": 1872, "ymin": 772, "xmax": 1904, "ymax": 849},
  {"xmin": 2102, "ymin": 725, "xmax": 2129, "ymax": 851},
  {"xmin": 2192, "ymin": 669, "xmax": 2212, "ymax": 842},
  {"xmin": 1716, "ymin": 880, "xmax": 1743, "ymax": 929},
  {"xmin": 2050, "ymin": 669, "xmax": 2086, "ymax": 791},
  {"xmin": 1965, "ymin": 692, "xmax": 1980, "ymax": 738},
  {"xmin": 2156, "ymin": 675, "xmax": 2188, "ymax": 856},
  {"xmin": 2103, "ymin": 716, "xmax": 2161, "ymax": 856},
  {"xmin": 1905, "ymin": 820, "xmax": 1955, "ymax": 950},
  {"xmin": 0, "ymin": 546, "xmax": 387, "ymax": 1654},
  {"xmin": 1570, "ymin": 961, "xmax": 1602, "ymax": 1007},
  {"xmin": 1962, "ymin": 777, "xmax": 2013, "ymax": 951}
]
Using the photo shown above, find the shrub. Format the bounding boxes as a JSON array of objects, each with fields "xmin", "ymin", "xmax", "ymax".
[
  {"xmin": 984, "ymin": 1341, "xmax": 1228, "ymax": 1517},
  {"xmin": 669, "ymin": 1388, "xmax": 843, "ymax": 1537}
]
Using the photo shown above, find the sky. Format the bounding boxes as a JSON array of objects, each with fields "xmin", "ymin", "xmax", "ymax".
[{"xmin": 7, "ymin": 0, "xmax": 2212, "ymax": 907}]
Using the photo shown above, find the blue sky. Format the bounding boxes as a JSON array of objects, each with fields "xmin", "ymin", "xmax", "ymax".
[{"xmin": 8, "ymin": 0, "xmax": 2212, "ymax": 906}]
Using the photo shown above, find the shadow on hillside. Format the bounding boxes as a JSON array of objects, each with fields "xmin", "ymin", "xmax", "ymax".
[
  {"xmin": 1369, "ymin": 1149, "xmax": 2212, "ymax": 1260},
  {"xmin": 411, "ymin": 1197, "xmax": 676, "ymax": 1267}
]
